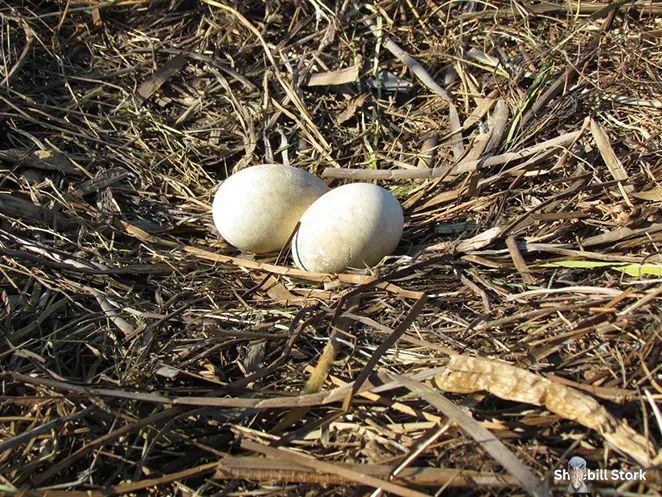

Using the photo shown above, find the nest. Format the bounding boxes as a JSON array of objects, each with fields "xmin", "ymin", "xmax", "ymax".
[{"xmin": 1, "ymin": 1, "xmax": 661, "ymax": 496}]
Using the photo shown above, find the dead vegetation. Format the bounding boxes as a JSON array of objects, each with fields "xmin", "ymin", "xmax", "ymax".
[{"xmin": 1, "ymin": 0, "xmax": 662, "ymax": 495}]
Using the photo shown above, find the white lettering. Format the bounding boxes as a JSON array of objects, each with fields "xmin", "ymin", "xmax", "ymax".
[{"xmin": 555, "ymin": 465, "xmax": 646, "ymax": 481}]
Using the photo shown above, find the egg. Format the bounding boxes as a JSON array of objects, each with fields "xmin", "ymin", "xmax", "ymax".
[
  {"xmin": 212, "ymin": 164, "xmax": 330, "ymax": 253},
  {"xmin": 292, "ymin": 183, "xmax": 404, "ymax": 273}
]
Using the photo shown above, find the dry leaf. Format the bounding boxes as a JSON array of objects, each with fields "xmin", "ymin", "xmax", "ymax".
[
  {"xmin": 306, "ymin": 65, "xmax": 359, "ymax": 86},
  {"xmin": 0, "ymin": 148, "xmax": 82, "ymax": 176},
  {"xmin": 417, "ymin": 134, "xmax": 438, "ymax": 169},
  {"xmin": 590, "ymin": 118, "xmax": 635, "ymax": 202},
  {"xmin": 336, "ymin": 93, "xmax": 369, "ymax": 124},
  {"xmin": 434, "ymin": 355, "xmax": 656, "ymax": 466},
  {"xmin": 137, "ymin": 54, "xmax": 188, "ymax": 104},
  {"xmin": 632, "ymin": 188, "xmax": 662, "ymax": 202},
  {"xmin": 455, "ymin": 227, "xmax": 503, "ymax": 252},
  {"xmin": 483, "ymin": 99, "xmax": 510, "ymax": 156},
  {"xmin": 0, "ymin": 193, "xmax": 80, "ymax": 231},
  {"xmin": 252, "ymin": 273, "xmax": 304, "ymax": 306}
]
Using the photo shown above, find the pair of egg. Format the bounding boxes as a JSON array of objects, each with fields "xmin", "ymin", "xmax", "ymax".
[{"xmin": 212, "ymin": 164, "xmax": 404, "ymax": 273}]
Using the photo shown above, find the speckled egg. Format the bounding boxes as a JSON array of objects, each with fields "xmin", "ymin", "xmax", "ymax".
[
  {"xmin": 292, "ymin": 183, "xmax": 404, "ymax": 273},
  {"xmin": 212, "ymin": 164, "xmax": 330, "ymax": 253}
]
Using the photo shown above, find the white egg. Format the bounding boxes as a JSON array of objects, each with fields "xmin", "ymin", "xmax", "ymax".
[
  {"xmin": 292, "ymin": 183, "xmax": 404, "ymax": 273},
  {"xmin": 212, "ymin": 164, "xmax": 330, "ymax": 253}
]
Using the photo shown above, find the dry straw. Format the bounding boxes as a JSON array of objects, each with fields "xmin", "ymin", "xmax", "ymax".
[{"xmin": 1, "ymin": 0, "xmax": 662, "ymax": 496}]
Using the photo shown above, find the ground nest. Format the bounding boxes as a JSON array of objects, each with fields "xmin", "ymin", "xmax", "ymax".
[{"xmin": 1, "ymin": 0, "xmax": 662, "ymax": 496}]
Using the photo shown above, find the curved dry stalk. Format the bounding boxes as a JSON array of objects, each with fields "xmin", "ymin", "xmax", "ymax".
[
  {"xmin": 215, "ymin": 456, "xmax": 521, "ymax": 487},
  {"xmin": 433, "ymin": 355, "xmax": 657, "ymax": 467},
  {"xmin": 322, "ymin": 131, "xmax": 581, "ymax": 180},
  {"xmin": 241, "ymin": 439, "xmax": 431, "ymax": 497}
]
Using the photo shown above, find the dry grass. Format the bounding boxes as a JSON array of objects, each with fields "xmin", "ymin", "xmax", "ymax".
[{"xmin": 1, "ymin": 0, "xmax": 662, "ymax": 496}]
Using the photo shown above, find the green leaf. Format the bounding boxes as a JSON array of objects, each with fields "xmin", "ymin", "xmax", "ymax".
[
  {"xmin": 541, "ymin": 260, "xmax": 662, "ymax": 278},
  {"xmin": 541, "ymin": 261, "xmax": 626, "ymax": 269},
  {"xmin": 618, "ymin": 264, "xmax": 662, "ymax": 277}
]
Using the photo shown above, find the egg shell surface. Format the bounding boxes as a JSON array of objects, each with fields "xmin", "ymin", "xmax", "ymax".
[
  {"xmin": 292, "ymin": 183, "xmax": 404, "ymax": 273},
  {"xmin": 212, "ymin": 164, "xmax": 330, "ymax": 253}
]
